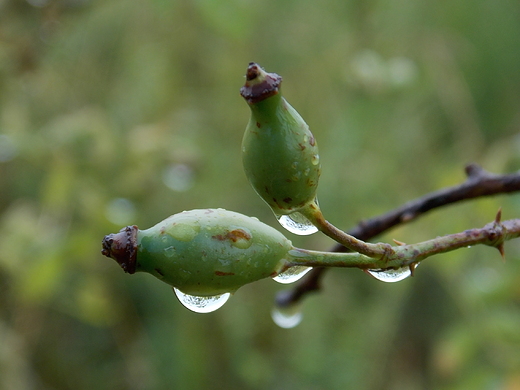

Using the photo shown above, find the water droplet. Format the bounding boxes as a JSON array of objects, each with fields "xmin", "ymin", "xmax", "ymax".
[
  {"xmin": 271, "ymin": 306, "xmax": 303, "ymax": 328},
  {"xmin": 276, "ymin": 212, "xmax": 318, "ymax": 235},
  {"xmin": 173, "ymin": 288, "xmax": 230, "ymax": 313},
  {"xmin": 311, "ymin": 154, "xmax": 320, "ymax": 165},
  {"xmin": 164, "ymin": 246, "xmax": 176, "ymax": 258},
  {"xmin": 272, "ymin": 266, "xmax": 312, "ymax": 284},
  {"xmin": 367, "ymin": 263, "xmax": 419, "ymax": 283}
]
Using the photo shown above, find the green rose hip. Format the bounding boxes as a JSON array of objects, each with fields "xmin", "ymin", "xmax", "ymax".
[
  {"xmin": 239, "ymin": 64, "xmax": 386, "ymax": 257},
  {"xmin": 102, "ymin": 209, "xmax": 293, "ymax": 312},
  {"xmin": 240, "ymin": 63, "xmax": 321, "ymax": 235}
]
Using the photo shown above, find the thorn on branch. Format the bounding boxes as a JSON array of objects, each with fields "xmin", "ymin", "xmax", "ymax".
[
  {"xmin": 496, "ymin": 243, "xmax": 505, "ymax": 260},
  {"xmin": 485, "ymin": 209, "xmax": 507, "ymax": 260},
  {"xmin": 393, "ymin": 239, "xmax": 407, "ymax": 246},
  {"xmin": 495, "ymin": 207, "xmax": 502, "ymax": 224}
]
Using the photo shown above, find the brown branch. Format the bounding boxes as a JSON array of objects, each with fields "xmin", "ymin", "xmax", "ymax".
[{"xmin": 275, "ymin": 163, "xmax": 520, "ymax": 308}]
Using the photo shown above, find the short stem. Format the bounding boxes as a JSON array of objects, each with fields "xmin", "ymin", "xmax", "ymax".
[{"xmin": 300, "ymin": 203, "xmax": 388, "ymax": 258}]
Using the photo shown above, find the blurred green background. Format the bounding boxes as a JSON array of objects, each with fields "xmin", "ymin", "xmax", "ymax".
[{"xmin": 1, "ymin": 0, "xmax": 520, "ymax": 389}]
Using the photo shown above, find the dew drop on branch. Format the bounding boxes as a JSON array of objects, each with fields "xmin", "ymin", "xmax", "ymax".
[
  {"xmin": 367, "ymin": 264, "xmax": 419, "ymax": 283},
  {"xmin": 173, "ymin": 288, "xmax": 230, "ymax": 313},
  {"xmin": 276, "ymin": 212, "xmax": 318, "ymax": 235},
  {"xmin": 272, "ymin": 266, "xmax": 312, "ymax": 284}
]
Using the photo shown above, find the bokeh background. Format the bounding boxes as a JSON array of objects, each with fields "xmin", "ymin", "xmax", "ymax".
[{"xmin": 1, "ymin": 0, "xmax": 520, "ymax": 389}]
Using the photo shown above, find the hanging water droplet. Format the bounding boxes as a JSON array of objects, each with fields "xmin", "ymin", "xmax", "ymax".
[
  {"xmin": 276, "ymin": 212, "xmax": 318, "ymax": 235},
  {"xmin": 367, "ymin": 263, "xmax": 419, "ymax": 283},
  {"xmin": 272, "ymin": 266, "xmax": 312, "ymax": 284},
  {"xmin": 271, "ymin": 305, "xmax": 303, "ymax": 328},
  {"xmin": 173, "ymin": 288, "xmax": 230, "ymax": 313}
]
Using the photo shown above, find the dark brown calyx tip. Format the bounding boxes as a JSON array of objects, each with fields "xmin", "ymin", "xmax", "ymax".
[
  {"xmin": 101, "ymin": 225, "xmax": 138, "ymax": 274},
  {"xmin": 245, "ymin": 62, "xmax": 261, "ymax": 81},
  {"xmin": 240, "ymin": 62, "xmax": 282, "ymax": 104}
]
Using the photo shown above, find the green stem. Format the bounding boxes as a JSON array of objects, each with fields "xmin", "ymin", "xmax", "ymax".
[
  {"xmin": 286, "ymin": 216, "xmax": 520, "ymax": 270},
  {"xmin": 300, "ymin": 203, "xmax": 388, "ymax": 258}
]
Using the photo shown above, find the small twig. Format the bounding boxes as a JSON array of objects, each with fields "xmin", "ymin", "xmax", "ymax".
[{"xmin": 276, "ymin": 164, "xmax": 520, "ymax": 307}]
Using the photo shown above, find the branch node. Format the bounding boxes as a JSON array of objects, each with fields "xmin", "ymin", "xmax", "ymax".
[
  {"xmin": 393, "ymin": 239, "xmax": 407, "ymax": 246},
  {"xmin": 484, "ymin": 210, "xmax": 507, "ymax": 260}
]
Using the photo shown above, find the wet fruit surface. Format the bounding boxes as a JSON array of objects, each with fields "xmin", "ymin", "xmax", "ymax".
[{"xmin": 111, "ymin": 209, "xmax": 293, "ymax": 296}]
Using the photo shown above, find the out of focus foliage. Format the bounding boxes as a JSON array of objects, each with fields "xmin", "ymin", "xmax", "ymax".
[{"xmin": 1, "ymin": 0, "xmax": 520, "ymax": 389}]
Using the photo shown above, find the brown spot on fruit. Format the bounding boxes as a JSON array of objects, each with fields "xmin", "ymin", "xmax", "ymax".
[
  {"xmin": 283, "ymin": 197, "xmax": 293, "ymax": 203},
  {"xmin": 228, "ymin": 229, "xmax": 251, "ymax": 242},
  {"xmin": 215, "ymin": 271, "xmax": 235, "ymax": 276},
  {"xmin": 212, "ymin": 229, "xmax": 252, "ymax": 243},
  {"xmin": 272, "ymin": 198, "xmax": 284, "ymax": 208}
]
